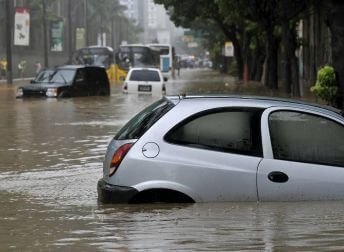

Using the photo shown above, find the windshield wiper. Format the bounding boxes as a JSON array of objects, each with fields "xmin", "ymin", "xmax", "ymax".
[{"xmin": 58, "ymin": 71, "xmax": 68, "ymax": 84}]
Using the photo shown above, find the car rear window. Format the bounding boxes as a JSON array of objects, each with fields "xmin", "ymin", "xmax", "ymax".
[
  {"xmin": 114, "ymin": 98, "xmax": 175, "ymax": 140},
  {"xmin": 129, "ymin": 69, "xmax": 161, "ymax": 82}
]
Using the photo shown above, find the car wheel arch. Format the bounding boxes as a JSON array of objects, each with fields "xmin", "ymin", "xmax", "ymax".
[
  {"xmin": 58, "ymin": 90, "xmax": 71, "ymax": 98},
  {"xmin": 132, "ymin": 181, "xmax": 200, "ymax": 203},
  {"xmin": 129, "ymin": 188, "xmax": 195, "ymax": 203}
]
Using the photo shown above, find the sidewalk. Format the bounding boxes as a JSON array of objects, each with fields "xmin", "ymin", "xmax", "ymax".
[{"xmin": 0, "ymin": 77, "xmax": 33, "ymax": 86}]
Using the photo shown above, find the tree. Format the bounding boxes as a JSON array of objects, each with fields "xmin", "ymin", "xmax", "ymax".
[
  {"xmin": 328, "ymin": 0, "xmax": 344, "ymax": 108},
  {"xmin": 311, "ymin": 65, "xmax": 338, "ymax": 105},
  {"xmin": 87, "ymin": 0, "xmax": 140, "ymax": 46},
  {"xmin": 154, "ymin": 0, "xmax": 246, "ymax": 80}
]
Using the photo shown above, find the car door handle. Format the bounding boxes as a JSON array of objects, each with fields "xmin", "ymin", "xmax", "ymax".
[{"xmin": 268, "ymin": 171, "xmax": 289, "ymax": 183}]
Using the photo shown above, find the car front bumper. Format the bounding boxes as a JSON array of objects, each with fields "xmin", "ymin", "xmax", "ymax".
[{"xmin": 97, "ymin": 179, "xmax": 138, "ymax": 204}]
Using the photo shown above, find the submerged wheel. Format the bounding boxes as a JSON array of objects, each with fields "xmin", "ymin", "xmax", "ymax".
[
  {"xmin": 58, "ymin": 91, "xmax": 71, "ymax": 98},
  {"xmin": 97, "ymin": 89, "xmax": 110, "ymax": 96},
  {"xmin": 129, "ymin": 189, "xmax": 195, "ymax": 204}
]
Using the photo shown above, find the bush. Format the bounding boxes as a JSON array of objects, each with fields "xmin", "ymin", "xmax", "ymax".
[{"xmin": 310, "ymin": 65, "xmax": 338, "ymax": 105}]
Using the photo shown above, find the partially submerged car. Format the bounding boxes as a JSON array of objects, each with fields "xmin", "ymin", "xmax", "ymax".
[
  {"xmin": 16, "ymin": 65, "xmax": 110, "ymax": 98},
  {"xmin": 98, "ymin": 95, "xmax": 344, "ymax": 204},
  {"xmin": 123, "ymin": 67, "xmax": 167, "ymax": 95}
]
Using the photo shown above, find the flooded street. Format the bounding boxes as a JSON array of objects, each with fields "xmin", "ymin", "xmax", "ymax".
[{"xmin": 1, "ymin": 69, "xmax": 344, "ymax": 251}]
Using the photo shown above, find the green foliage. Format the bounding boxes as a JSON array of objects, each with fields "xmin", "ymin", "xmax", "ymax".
[
  {"xmin": 310, "ymin": 65, "xmax": 338, "ymax": 105},
  {"xmin": 228, "ymin": 59, "xmax": 238, "ymax": 76}
]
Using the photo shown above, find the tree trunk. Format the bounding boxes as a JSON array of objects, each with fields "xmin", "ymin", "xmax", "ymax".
[
  {"xmin": 251, "ymin": 38, "xmax": 265, "ymax": 81},
  {"xmin": 329, "ymin": 0, "xmax": 344, "ymax": 108},
  {"xmin": 232, "ymin": 38, "xmax": 244, "ymax": 80},
  {"xmin": 255, "ymin": 55, "xmax": 265, "ymax": 82},
  {"xmin": 282, "ymin": 19, "xmax": 292, "ymax": 95},
  {"xmin": 216, "ymin": 21, "xmax": 244, "ymax": 80},
  {"xmin": 290, "ymin": 25, "xmax": 300, "ymax": 97},
  {"xmin": 265, "ymin": 26, "xmax": 279, "ymax": 89}
]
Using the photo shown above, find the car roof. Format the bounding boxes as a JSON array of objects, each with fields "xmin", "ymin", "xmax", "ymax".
[
  {"xmin": 55, "ymin": 65, "xmax": 105, "ymax": 70},
  {"xmin": 129, "ymin": 67, "xmax": 161, "ymax": 72},
  {"xmin": 165, "ymin": 95, "xmax": 343, "ymax": 119}
]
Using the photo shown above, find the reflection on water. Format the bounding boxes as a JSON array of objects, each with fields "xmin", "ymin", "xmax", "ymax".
[{"xmin": 0, "ymin": 69, "xmax": 338, "ymax": 251}]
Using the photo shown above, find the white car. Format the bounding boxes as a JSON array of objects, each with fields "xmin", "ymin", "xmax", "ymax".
[
  {"xmin": 98, "ymin": 96, "xmax": 344, "ymax": 203},
  {"xmin": 123, "ymin": 68, "xmax": 167, "ymax": 95}
]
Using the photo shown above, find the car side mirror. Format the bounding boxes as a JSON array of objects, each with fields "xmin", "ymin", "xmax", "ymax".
[
  {"xmin": 30, "ymin": 79, "xmax": 35, "ymax": 84},
  {"xmin": 164, "ymin": 77, "xmax": 168, "ymax": 82}
]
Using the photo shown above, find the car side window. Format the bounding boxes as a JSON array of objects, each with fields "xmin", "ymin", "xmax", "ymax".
[
  {"xmin": 165, "ymin": 108, "xmax": 263, "ymax": 157},
  {"xmin": 269, "ymin": 111, "xmax": 344, "ymax": 167}
]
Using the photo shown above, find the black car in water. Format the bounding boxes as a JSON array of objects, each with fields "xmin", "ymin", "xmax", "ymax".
[{"xmin": 16, "ymin": 65, "xmax": 110, "ymax": 98}]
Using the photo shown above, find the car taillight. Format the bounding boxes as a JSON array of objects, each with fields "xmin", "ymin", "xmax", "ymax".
[
  {"xmin": 109, "ymin": 143, "xmax": 133, "ymax": 177},
  {"xmin": 162, "ymin": 84, "xmax": 166, "ymax": 92},
  {"xmin": 123, "ymin": 82, "xmax": 128, "ymax": 90}
]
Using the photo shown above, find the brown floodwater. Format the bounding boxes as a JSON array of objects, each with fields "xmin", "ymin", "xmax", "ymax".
[{"xmin": 1, "ymin": 69, "xmax": 343, "ymax": 251}]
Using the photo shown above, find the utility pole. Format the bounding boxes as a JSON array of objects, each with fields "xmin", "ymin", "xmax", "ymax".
[
  {"xmin": 42, "ymin": 0, "xmax": 49, "ymax": 67},
  {"xmin": 111, "ymin": 17, "xmax": 114, "ymax": 49},
  {"xmin": 68, "ymin": 0, "xmax": 73, "ymax": 61},
  {"xmin": 84, "ymin": 0, "xmax": 89, "ymax": 46},
  {"xmin": 5, "ymin": 0, "xmax": 13, "ymax": 84}
]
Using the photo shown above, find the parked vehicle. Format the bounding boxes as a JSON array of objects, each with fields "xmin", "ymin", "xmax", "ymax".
[
  {"xmin": 71, "ymin": 46, "xmax": 115, "ymax": 82},
  {"xmin": 16, "ymin": 65, "xmax": 110, "ymax": 98},
  {"xmin": 123, "ymin": 67, "xmax": 167, "ymax": 95},
  {"xmin": 115, "ymin": 44, "xmax": 160, "ymax": 82},
  {"xmin": 98, "ymin": 95, "xmax": 344, "ymax": 204}
]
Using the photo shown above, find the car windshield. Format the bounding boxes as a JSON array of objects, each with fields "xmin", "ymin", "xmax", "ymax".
[
  {"xmin": 78, "ymin": 54, "xmax": 110, "ymax": 68},
  {"xmin": 129, "ymin": 69, "xmax": 161, "ymax": 82},
  {"xmin": 34, "ymin": 69, "xmax": 54, "ymax": 82},
  {"xmin": 115, "ymin": 98, "xmax": 175, "ymax": 140},
  {"xmin": 34, "ymin": 69, "xmax": 76, "ymax": 84}
]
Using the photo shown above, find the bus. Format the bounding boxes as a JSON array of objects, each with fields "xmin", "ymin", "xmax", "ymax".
[
  {"xmin": 148, "ymin": 43, "xmax": 175, "ymax": 78},
  {"xmin": 71, "ymin": 46, "xmax": 116, "ymax": 82},
  {"xmin": 114, "ymin": 44, "xmax": 160, "ymax": 82}
]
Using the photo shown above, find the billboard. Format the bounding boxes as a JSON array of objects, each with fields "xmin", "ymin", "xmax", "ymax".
[
  {"xmin": 14, "ymin": 8, "xmax": 30, "ymax": 46},
  {"xmin": 50, "ymin": 20, "xmax": 64, "ymax": 52},
  {"xmin": 76, "ymin": 28, "xmax": 86, "ymax": 49}
]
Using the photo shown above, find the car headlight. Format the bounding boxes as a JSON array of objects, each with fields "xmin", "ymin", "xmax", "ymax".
[
  {"xmin": 16, "ymin": 88, "xmax": 23, "ymax": 97},
  {"xmin": 46, "ymin": 88, "xmax": 58, "ymax": 97}
]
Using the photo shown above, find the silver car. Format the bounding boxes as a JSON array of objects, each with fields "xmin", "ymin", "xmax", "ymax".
[{"xmin": 97, "ymin": 96, "xmax": 344, "ymax": 203}]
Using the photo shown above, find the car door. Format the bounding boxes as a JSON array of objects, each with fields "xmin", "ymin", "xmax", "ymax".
[
  {"xmin": 257, "ymin": 107, "xmax": 344, "ymax": 201},
  {"xmin": 86, "ymin": 68, "xmax": 98, "ymax": 96},
  {"xmin": 73, "ymin": 69, "xmax": 88, "ymax": 96},
  {"xmin": 159, "ymin": 108, "xmax": 264, "ymax": 202}
]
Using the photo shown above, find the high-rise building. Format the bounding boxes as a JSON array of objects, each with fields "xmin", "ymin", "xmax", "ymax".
[
  {"xmin": 119, "ymin": 0, "xmax": 183, "ymax": 44},
  {"xmin": 119, "ymin": 0, "xmax": 139, "ymax": 22}
]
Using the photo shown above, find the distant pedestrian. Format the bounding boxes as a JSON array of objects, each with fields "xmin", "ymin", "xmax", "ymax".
[
  {"xmin": 176, "ymin": 59, "xmax": 181, "ymax": 77},
  {"xmin": 0, "ymin": 57, "xmax": 7, "ymax": 80},
  {"xmin": 35, "ymin": 61, "xmax": 42, "ymax": 75},
  {"xmin": 18, "ymin": 59, "xmax": 27, "ymax": 79}
]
